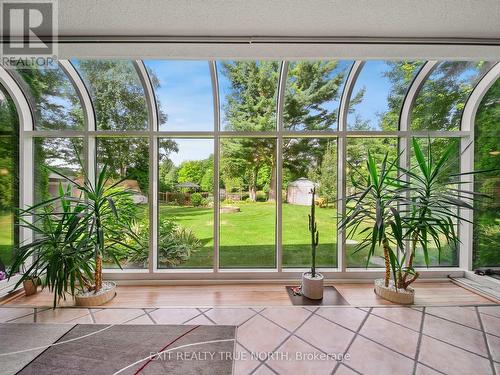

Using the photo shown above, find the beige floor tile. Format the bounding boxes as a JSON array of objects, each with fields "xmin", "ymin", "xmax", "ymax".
[
  {"xmin": 423, "ymin": 314, "xmax": 488, "ymax": 356},
  {"xmin": 347, "ymin": 336, "xmax": 414, "ymax": 375},
  {"xmin": 149, "ymin": 308, "xmax": 199, "ymax": 324},
  {"xmin": 415, "ymin": 363, "xmax": 442, "ymax": 375},
  {"xmin": 91, "ymin": 308, "xmax": 144, "ymax": 324},
  {"xmin": 268, "ymin": 336, "xmax": 336, "ymax": 375},
  {"xmin": 261, "ymin": 307, "xmax": 311, "ymax": 331},
  {"xmin": 36, "ymin": 308, "xmax": 90, "ymax": 323},
  {"xmin": 233, "ymin": 344, "xmax": 260, "ymax": 375},
  {"xmin": 69, "ymin": 314, "xmax": 94, "ymax": 324},
  {"xmin": 8, "ymin": 314, "xmax": 35, "ymax": 323},
  {"xmin": 295, "ymin": 315, "xmax": 354, "ymax": 354},
  {"xmin": 370, "ymin": 307, "xmax": 422, "ymax": 331},
  {"xmin": 124, "ymin": 314, "xmax": 155, "ymax": 324},
  {"xmin": 252, "ymin": 364, "xmax": 276, "ymax": 375},
  {"xmin": 426, "ymin": 306, "xmax": 480, "ymax": 329},
  {"xmin": 237, "ymin": 315, "xmax": 289, "ymax": 353},
  {"xmin": 205, "ymin": 308, "xmax": 255, "ymax": 326},
  {"xmin": 419, "ymin": 335, "xmax": 492, "ymax": 375},
  {"xmin": 316, "ymin": 307, "xmax": 367, "ymax": 331},
  {"xmin": 0, "ymin": 308, "xmax": 34, "ymax": 323},
  {"xmin": 334, "ymin": 364, "xmax": 359, "ymax": 375},
  {"xmin": 478, "ymin": 306, "xmax": 500, "ymax": 318},
  {"xmin": 486, "ymin": 334, "xmax": 500, "ymax": 362},
  {"xmin": 480, "ymin": 313, "xmax": 500, "ymax": 336},
  {"xmin": 184, "ymin": 314, "xmax": 214, "ymax": 325},
  {"xmin": 360, "ymin": 314, "xmax": 419, "ymax": 357}
]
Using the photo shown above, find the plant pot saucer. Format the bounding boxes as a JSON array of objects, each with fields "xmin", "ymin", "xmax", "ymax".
[
  {"xmin": 75, "ymin": 281, "xmax": 116, "ymax": 307},
  {"xmin": 374, "ymin": 278, "xmax": 414, "ymax": 304}
]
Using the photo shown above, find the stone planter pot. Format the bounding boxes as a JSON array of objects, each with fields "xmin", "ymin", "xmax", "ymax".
[
  {"xmin": 75, "ymin": 281, "xmax": 116, "ymax": 307},
  {"xmin": 302, "ymin": 272, "xmax": 324, "ymax": 300},
  {"xmin": 374, "ymin": 278, "xmax": 414, "ymax": 304},
  {"xmin": 23, "ymin": 277, "xmax": 40, "ymax": 296}
]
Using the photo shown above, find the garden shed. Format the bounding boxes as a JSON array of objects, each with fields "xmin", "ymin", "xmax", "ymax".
[{"xmin": 286, "ymin": 178, "xmax": 317, "ymax": 205}]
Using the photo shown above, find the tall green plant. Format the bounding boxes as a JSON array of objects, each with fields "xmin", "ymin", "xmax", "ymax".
[
  {"xmin": 9, "ymin": 184, "xmax": 94, "ymax": 307},
  {"xmin": 308, "ymin": 187, "xmax": 319, "ymax": 277},
  {"xmin": 340, "ymin": 151, "xmax": 406, "ymax": 287}
]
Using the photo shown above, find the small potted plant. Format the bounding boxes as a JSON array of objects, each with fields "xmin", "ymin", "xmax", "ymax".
[{"xmin": 301, "ymin": 187, "xmax": 324, "ymax": 300}]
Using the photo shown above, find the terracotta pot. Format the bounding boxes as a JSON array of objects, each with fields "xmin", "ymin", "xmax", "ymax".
[
  {"xmin": 302, "ymin": 272, "xmax": 324, "ymax": 300},
  {"xmin": 75, "ymin": 281, "xmax": 117, "ymax": 307},
  {"xmin": 374, "ymin": 278, "xmax": 414, "ymax": 304},
  {"xmin": 23, "ymin": 278, "xmax": 39, "ymax": 296}
]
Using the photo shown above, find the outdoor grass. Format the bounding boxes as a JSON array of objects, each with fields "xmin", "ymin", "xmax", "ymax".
[
  {"xmin": 158, "ymin": 201, "xmax": 455, "ymax": 269},
  {"xmin": 0, "ymin": 212, "xmax": 14, "ymax": 269}
]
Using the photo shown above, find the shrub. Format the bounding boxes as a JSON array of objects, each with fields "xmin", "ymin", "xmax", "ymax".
[
  {"xmin": 191, "ymin": 192, "xmax": 203, "ymax": 207},
  {"xmin": 256, "ymin": 191, "xmax": 267, "ymax": 202},
  {"xmin": 157, "ymin": 219, "xmax": 202, "ymax": 267}
]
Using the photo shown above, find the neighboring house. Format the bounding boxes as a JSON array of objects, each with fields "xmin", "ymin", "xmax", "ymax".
[{"xmin": 48, "ymin": 174, "xmax": 148, "ymax": 204}]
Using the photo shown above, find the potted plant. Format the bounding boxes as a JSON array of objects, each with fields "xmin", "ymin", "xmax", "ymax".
[
  {"xmin": 49, "ymin": 163, "xmax": 142, "ymax": 307},
  {"xmin": 341, "ymin": 139, "xmax": 491, "ymax": 304},
  {"xmin": 301, "ymin": 187, "xmax": 324, "ymax": 300},
  {"xmin": 9, "ymin": 184, "xmax": 95, "ymax": 307}
]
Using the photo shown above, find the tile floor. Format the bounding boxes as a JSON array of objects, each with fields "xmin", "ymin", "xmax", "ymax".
[{"xmin": 0, "ymin": 305, "xmax": 499, "ymax": 374}]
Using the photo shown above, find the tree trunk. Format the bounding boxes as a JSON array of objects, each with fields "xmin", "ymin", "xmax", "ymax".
[
  {"xmin": 249, "ymin": 167, "xmax": 258, "ymax": 201},
  {"xmin": 382, "ymin": 238, "xmax": 391, "ymax": 287},
  {"xmin": 268, "ymin": 162, "xmax": 276, "ymax": 202},
  {"xmin": 94, "ymin": 254, "xmax": 102, "ymax": 293}
]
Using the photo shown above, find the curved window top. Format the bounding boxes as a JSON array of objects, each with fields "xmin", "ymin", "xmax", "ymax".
[
  {"xmin": 144, "ymin": 60, "xmax": 213, "ymax": 131},
  {"xmin": 73, "ymin": 59, "xmax": 148, "ymax": 131},
  {"xmin": 0, "ymin": 85, "xmax": 18, "ymax": 133},
  {"xmin": 348, "ymin": 60, "xmax": 423, "ymax": 131},
  {"xmin": 411, "ymin": 61, "xmax": 495, "ymax": 131},
  {"xmin": 284, "ymin": 60, "xmax": 352, "ymax": 131},
  {"xmin": 15, "ymin": 62, "xmax": 83, "ymax": 131},
  {"xmin": 217, "ymin": 61, "xmax": 280, "ymax": 131}
]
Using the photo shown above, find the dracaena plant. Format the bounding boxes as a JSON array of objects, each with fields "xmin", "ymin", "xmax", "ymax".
[
  {"xmin": 49, "ymin": 160, "xmax": 141, "ymax": 294},
  {"xmin": 340, "ymin": 151, "xmax": 408, "ymax": 288},
  {"xmin": 397, "ymin": 138, "xmax": 491, "ymax": 289},
  {"xmin": 9, "ymin": 184, "xmax": 95, "ymax": 308}
]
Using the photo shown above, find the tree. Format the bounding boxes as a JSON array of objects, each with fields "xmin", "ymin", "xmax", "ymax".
[
  {"xmin": 221, "ymin": 61, "xmax": 349, "ymax": 201},
  {"xmin": 308, "ymin": 141, "xmax": 337, "ymax": 205}
]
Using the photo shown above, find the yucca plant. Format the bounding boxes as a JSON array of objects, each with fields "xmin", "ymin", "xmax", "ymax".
[
  {"xmin": 9, "ymin": 184, "xmax": 95, "ymax": 307},
  {"xmin": 49, "ymin": 162, "xmax": 140, "ymax": 294},
  {"xmin": 341, "ymin": 150, "xmax": 407, "ymax": 287},
  {"xmin": 397, "ymin": 138, "xmax": 491, "ymax": 288}
]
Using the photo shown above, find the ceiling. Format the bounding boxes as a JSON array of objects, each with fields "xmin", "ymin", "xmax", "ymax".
[{"xmin": 58, "ymin": 0, "xmax": 500, "ymax": 40}]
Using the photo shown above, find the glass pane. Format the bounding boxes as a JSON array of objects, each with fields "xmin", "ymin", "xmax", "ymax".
[
  {"xmin": 15, "ymin": 62, "xmax": 84, "ymax": 130},
  {"xmin": 346, "ymin": 137, "xmax": 398, "ymax": 267},
  {"xmin": 0, "ymin": 86, "xmax": 18, "ymax": 272},
  {"xmin": 411, "ymin": 61, "xmax": 495, "ymax": 131},
  {"xmin": 158, "ymin": 138, "xmax": 214, "ymax": 268},
  {"xmin": 96, "ymin": 138, "xmax": 149, "ymax": 269},
  {"xmin": 473, "ymin": 78, "xmax": 500, "ymax": 269},
  {"xmin": 348, "ymin": 61, "xmax": 423, "ymax": 131},
  {"xmin": 73, "ymin": 60, "xmax": 149, "ymax": 131},
  {"xmin": 219, "ymin": 137, "xmax": 276, "ymax": 268},
  {"xmin": 284, "ymin": 61, "xmax": 352, "ymax": 131},
  {"xmin": 217, "ymin": 61, "xmax": 280, "ymax": 131},
  {"xmin": 144, "ymin": 61, "xmax": 214, "ymax": 131},
  {"xmin": 411, "ymin": 138, "xmax": 460, "ymax": 267},
  {"xmin": 283, "ymin": 138, "xmax": 337, "ymax": 268},
  {"xmin": 34, "ymin": 138, "xmax": 83, "ymax": 205}
]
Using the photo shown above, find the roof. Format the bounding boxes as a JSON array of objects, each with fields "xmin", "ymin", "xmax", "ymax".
[
  {"xmin": 176, "ymin": 182, "xmax": 200, "ymax": 188},
  {"xmin": 288, "ymin": 177, "xmax": 317, "ymax": 187}
]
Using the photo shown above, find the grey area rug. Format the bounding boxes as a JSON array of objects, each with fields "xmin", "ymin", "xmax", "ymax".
[{"xmin": 1, "ymin": 323, "xmax": 236, "ymax": 375}]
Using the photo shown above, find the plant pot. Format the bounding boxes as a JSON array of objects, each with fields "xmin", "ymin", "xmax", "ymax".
[
  {"xmin": 75, "ymin": 281, "xmax": 117, "ymax": 307},
  {"xmin": 23, "ymin": 278, "xmax": 39, "ymax": 296},
  {"xmin": 374, "ymin": 278, "xmax": 414, "ymax": 304},
  {"xmin": 301, "ymin": 272, "xmax": 324, "ymax": 300}
]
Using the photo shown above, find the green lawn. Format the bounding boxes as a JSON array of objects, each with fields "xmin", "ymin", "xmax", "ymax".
[
  {"xmin": 0, "ymin": 213, "xmax": 14, "ymax": 269},
  {"xmin": 159, "ymin": 201, "xmax": 456, "ymax": 269}
]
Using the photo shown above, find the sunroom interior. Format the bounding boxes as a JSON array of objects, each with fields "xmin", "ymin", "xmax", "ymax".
[{"xmin": 0, "ymin": 1, "xmax": 499, "ymax": 374}]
